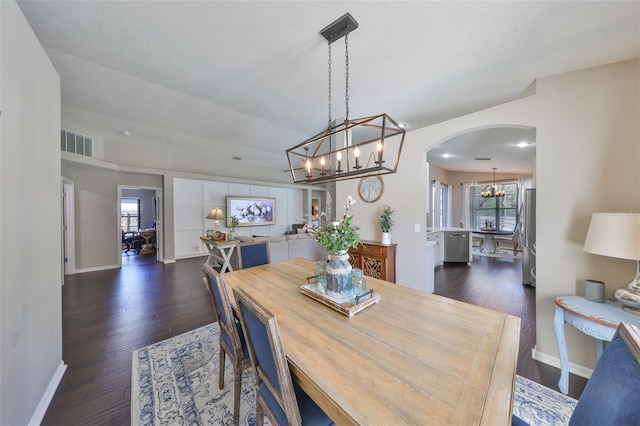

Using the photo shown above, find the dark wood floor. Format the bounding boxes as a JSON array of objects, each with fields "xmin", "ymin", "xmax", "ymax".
[
  {"xmin": 43, "ymin": 252, "xmax": 586, "ymax": 424},
  {"xmin": 43, "ymin": 253, "xmax": 215, "ymax": 425}
]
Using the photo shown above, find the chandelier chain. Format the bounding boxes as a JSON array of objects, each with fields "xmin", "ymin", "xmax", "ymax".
[
  {"xmin": 327, "ymin": 41, "xmax": 332, "ymax": 129},
  {"xmin": 344, "ymin": 28, "xmax": 350, "ymax": 122}
]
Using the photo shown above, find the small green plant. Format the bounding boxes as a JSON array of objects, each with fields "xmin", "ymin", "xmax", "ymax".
[
  {"xmin": 230, "ymin": 215, "xmax": 240, "ymax": 229},
  {"xmin": 378, "ymin": 206, "xmax": 395, "ymax": 232}
]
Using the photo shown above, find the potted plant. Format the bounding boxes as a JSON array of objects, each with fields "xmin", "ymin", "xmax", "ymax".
[
  {"xmin": 378, "ymin": 206, "xmax": 395, "ymax": 245},
  {"xmin": 307, "ymin": 194, "xmax": 360, "ymax": 299},
  {"xmin": 228, "ymin": 215, "xmax": 240, "ymax": 240}
]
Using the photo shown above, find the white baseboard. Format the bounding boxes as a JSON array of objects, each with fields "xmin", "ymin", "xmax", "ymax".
[
  {"xmin": 163, "ymin": 259, "xmax": 176, "ymax": 264},
  {"xmin": 532, "ymin": 346, "xmax": 593, "ymax": 379},
  {"xmin": 29, "ymin": 361, "xmax": 67, "ymax": 426},
  {"xmin": 175, "ymin": 252, "xmax": 208, "ymax": 260},
  {"xmin": 75, "ymin": 264, "xmax": 120, "ymax": 274}
]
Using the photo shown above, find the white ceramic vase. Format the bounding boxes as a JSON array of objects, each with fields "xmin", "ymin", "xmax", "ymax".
[{"xmin": 381, "ymin": 232, "xmax": 391, "ymax": 245}]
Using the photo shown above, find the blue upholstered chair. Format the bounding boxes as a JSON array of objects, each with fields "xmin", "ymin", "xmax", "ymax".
[
  {"xmin": 513, "ymin": 322, "xmax": 640, "ymax": 426},
  {"xmin": 202, "ymin": 264, "xmax": 251, "ymax": 425},
  {"xmin": 233, "ymin": 286, "xmax": 334, "ymax": 426},
  {"xmin": 238, "ymin": 241, "xmax": 270, "ymax": 269}
]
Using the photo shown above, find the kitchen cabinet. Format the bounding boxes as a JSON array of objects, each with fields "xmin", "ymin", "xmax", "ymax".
[
  {"xmin": 426, "ymin": 231, "xmax": 444, "ymax": 266},
  {"xmin": 348, "ymin": 240, "xmax": 397, "ymax": 283}
]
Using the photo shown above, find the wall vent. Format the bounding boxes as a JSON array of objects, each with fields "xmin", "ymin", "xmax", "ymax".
[
  {"xmin": 61, "ymin": 128, "xmax": 93, "ymax": 157},
  {"xmin": 474, "ymin": 157, "xmax": 492, "ymax": 161}
]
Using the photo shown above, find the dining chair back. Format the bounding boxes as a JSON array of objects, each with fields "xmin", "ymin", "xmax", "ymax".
[
  {"xmin": 495, "ymin": 222, "xmax": 520, "ymax": 255},
  {"xmin": 233, "ymin": 286, "xmax": 333, "ymax": 426},
  {"xmin": 238, "ymin": 241, "xmax": 270, "ymax": 269},
  {"xmin": 513, "ymin": 321, "xmax": 640, "ymax": 426},
  {"xmin": 202, "ymin": 264, "xmax": 251, "ymax": 425}
]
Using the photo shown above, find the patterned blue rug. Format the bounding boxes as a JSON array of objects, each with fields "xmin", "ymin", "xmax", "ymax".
[
  {"xmin": 513, "ymin": 375, "xmax": 577, "ymax": 425},
  {"xmin": 132, "ymin": 323, "xmax": 577, "ymax": 425},
  {"xmin": 132, "ymin": 323, "xmax": 262, "ymax": 425}
]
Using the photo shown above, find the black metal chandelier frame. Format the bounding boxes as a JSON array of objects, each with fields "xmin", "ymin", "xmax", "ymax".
[
  {"xmin": 481, "ymin": 168, "xmax": 506, "ymax": 198},
  {"xmin": 286, "ymin": 13, "xmax": 405, "ymax": 185}
]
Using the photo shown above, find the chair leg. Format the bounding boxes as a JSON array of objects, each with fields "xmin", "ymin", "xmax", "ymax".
[
  {"xmin": 256, "ymin": 398, "xmax": 264, "ymax": 426},
  {"xmin": 233, "ymin": 362, "xmax": 242, "ymax": 425},
  {"xmin": 219, "ymin": 341, "xmax": 226, "ymax": 390}
]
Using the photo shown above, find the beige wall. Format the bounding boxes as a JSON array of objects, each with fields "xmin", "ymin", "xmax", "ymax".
[
  {"xmin": 535, "ymin": 59, "xmax": 639, "ymax": 367},
  {"xmin": 338, "ymin": 58, "xmax": 640, "ymax": 373},
  {"xmin": 1, "ymin": 2, "xmax": 63, "ymax": 423},
  {"xmin": 61, "ymin": 161, "xmax": 162, "ymax": 271}
]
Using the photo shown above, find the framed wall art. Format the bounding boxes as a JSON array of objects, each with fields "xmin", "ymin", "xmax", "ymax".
[{"xmin": 226, "ymin": 196, "xmax": 275, "ymax": 227}]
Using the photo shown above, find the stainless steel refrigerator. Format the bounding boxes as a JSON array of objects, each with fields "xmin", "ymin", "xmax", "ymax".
[{"xmin": 522, "ymin": 188, "xmax": 536, "ymax": 287}]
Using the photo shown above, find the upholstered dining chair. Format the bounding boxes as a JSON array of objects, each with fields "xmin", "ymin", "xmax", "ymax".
[
  {"xmin": 460, "ymin": 220, "xmax": 484, "ymax": 251},
  {"xmin": 233, "ymin": 286, "xmax": 334, "ymax": 426},
  {"xmin": 237, "ymin": 241, "xmax": 270, "ymax": 269},
  {"xmin": 202, "ymin": 264, "xmax": 251, "ymax": 425},
  {"xmin": 513, "ymin": 321, "xmax": 640, "ymax": 426},
  {"xmin": 495, "ymin": 222, "xmax": 520, "ymax": 255}
]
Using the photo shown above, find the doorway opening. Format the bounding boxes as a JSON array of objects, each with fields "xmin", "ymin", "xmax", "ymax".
[
  {"xmin": 62, "ymin": 178, "xmax": 76, "ymax": 278},
  {"xmin": 118, "ymin": 185, "xmax": 163, "ymax": 266}
]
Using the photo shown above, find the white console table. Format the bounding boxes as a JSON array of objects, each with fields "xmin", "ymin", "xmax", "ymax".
[
  {"xmin": 200, "ymin": 238, "xmax": 238, "ymax": 273},
  {"xmin": 553, "ymin": 295, "xmax": 640, "ymax": 394}
]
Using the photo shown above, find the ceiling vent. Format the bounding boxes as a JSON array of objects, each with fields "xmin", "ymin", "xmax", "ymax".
[
  {"xmin": 475, "ymin": 157, "xmax": 492, "ymax": 161},
  {"xmin": 61, "ymin": 129, "xmax": 93, "ymax": 157}
]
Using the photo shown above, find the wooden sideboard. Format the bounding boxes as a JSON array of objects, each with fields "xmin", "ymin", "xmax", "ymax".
[{"xmin": 349, "ymin": 240, "xmax": 397, "ymax": 283}]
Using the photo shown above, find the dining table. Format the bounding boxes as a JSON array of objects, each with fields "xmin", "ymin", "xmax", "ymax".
[{"xmin": 221, "ymin": 258, "xmax": 521, "ymax": 425}]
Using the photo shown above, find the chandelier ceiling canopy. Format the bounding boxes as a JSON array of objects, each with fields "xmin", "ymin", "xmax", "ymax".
[{"xmin": 286, "ymin": 13, "xmax": 405, "ymax": 185}]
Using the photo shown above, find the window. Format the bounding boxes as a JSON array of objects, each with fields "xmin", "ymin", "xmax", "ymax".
[
  {"xmin": 121, "ymin": 198, "xmax": 140, "ymax": 232},
  {"xmin": 431, "ymin": 181, "xmax": 450, "ymax": 228},
  {"xmin": 471, "ymin": 182, "xmax": 518, "ymax": 231}
]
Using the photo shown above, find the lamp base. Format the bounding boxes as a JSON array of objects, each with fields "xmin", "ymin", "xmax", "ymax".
[{"xmin": 613, "ymin": 260, "xmax": 640, "ymax": 313}]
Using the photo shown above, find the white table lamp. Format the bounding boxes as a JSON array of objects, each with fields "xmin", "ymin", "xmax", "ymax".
[
  {"xmin": 583, "ymin": 212, "xmax": 640, "ymax": 314},
  {"xmin": 206, "ymin": 207, "xmax": 225, "ymax": 233}
]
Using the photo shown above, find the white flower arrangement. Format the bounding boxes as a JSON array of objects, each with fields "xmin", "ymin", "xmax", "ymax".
[
  {"xmin": 306, "ymin": 194, "xmax": 360, "ymax": 254},
  {"xmin": 234, "ymin": 201, "xmax": 272, "ymax": 220}
]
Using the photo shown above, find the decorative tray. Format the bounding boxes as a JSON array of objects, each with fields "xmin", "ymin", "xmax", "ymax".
[{"xmin": 300, "ymin": 284, "xmax": 380, "ymax": 318}]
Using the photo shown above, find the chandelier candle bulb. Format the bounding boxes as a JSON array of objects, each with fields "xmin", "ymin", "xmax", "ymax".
[
  {"xmin": 354, "ymin": 146, "xmax": 361, "ymax": 169},
  {"xmin": 320, "ymin": 156, "xmax": 326, "ymax": 175},
  {"xmin": 377, "ymin": 141, "xmax": 383, "ymax": 164},
  {"xmin": 336, "ymin": 151, "xmax": 342, "ymax": 172},
  {"xmin": 306, "ymin": 159, "xmax": 312, "ymax": 177}
]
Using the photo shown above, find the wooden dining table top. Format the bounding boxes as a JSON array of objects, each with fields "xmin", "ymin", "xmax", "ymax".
[{"xmin": 221, "ymin": 258, "xmax": 521, "ymax": 425}]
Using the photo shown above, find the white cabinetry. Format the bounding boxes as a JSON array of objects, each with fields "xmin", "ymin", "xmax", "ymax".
[{"xmin": 426, "ymin": 231, "xmax": 444, "ymax": 266}]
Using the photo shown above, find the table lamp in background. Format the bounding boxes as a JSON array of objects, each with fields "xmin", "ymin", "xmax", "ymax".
[
  {"xmin": 206, "ymin": 207, "xmax": 225, "ymax": 233},
  {"xmin": 583, "ymin": 212, "xmax": 640, "ymax": 314}
]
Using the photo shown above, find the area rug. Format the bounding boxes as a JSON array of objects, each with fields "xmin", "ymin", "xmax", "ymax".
[
  {"xmin": 473, "ymin": 247, "xmax": 522, "ymax": 259},
  {"xmin": 132, "ymin": 323, "xmax": 571, "ymax": 425},
  {"xmin": 132, "ymin": 322, "xmax": 264, "ymax": 425},
  {"xmin": 513, "ymin": 375, "xmax": 577, "ymax": 425}
]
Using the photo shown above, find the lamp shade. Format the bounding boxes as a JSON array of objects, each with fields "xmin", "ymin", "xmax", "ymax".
[
  {"xmin": 206, "ymin": 208, "xmax": 225, "ymax": 221},
  {"xmin": 583, "ymin": 212, "xmax": 640, "ymax": 261}
]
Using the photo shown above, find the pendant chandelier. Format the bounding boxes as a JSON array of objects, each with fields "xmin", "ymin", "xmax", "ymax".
[
  {"xmin": 481, "ymin": 168, "xmax": 506, "ymax": 198},
  {"xmin": 286, "ymin": 13, "xmax": 406, "ymax": 185}
]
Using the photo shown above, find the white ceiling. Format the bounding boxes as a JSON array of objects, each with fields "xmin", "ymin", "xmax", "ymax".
[{"xmin": 17, "ymin": 1, "xmax": 640, "ymax": 175}]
